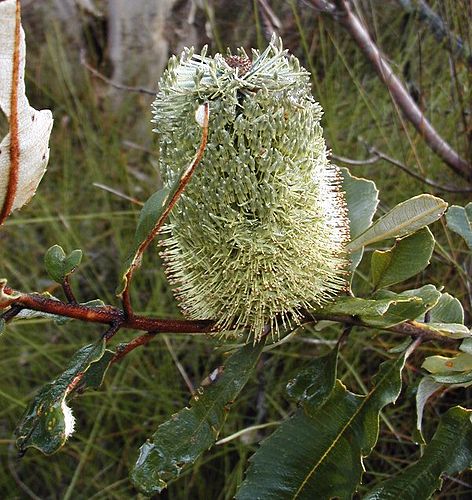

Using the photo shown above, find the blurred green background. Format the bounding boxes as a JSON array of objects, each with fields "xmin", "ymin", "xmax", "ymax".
[{"xmin": 0, "ymin": 0, "xmax": 470, "ymax": 498}]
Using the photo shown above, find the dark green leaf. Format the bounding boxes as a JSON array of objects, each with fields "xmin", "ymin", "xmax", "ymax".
[
  {"xmin": 63, "ymin": 249, "xmax": 82, "ymax": 275},
  {"xmin": 0, "ymin": 317, "xmax": 5, "ymax": 336},
  {"xmin": 446, "ymin": 203, "xmax": 472, "ymax": 250},
  {"xmin": 370, "ymin": 228, "xmax": 434, "ymax": 289},
  {"xmin": 80, "ymin": 349, "xmax": 114, "ymax": 390},
  {"xmin": 286, "ymin": 345, "xmax": 339, "ymax": 410},
  {"xmin": 340, "ymin": 168, "xmax": 379, "ymax": 270},
  {"xmin": 364, "ymin": 407, "xmax": 472, "ymax": 500},
  {"xmin": 15, "ymin": 339, "xmax": 108, "ymax": 455},
  {"xmin": 236, "ymin": 347, "xmax": 413, "ymax": 499},
  {"xmin": 131, "ymin": 342, "xmax": 264, "ymax": 495},
  {"xmin": 347, "ymin": 195, "xmax": 447, "ymax": 252},
  {"xmin": 117, "ymin": 187, "xmax": 177, "ymax": 295}
]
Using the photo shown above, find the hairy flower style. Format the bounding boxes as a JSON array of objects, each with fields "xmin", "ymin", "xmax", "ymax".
[{"xmin": 154, "ymin": 37, "xmax": 350, "ymax": 341}]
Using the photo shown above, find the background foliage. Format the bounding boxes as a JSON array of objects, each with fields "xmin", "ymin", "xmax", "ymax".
[{"xmin": 0, "ymin": 0, "xmax": 471, "ymax": 498}]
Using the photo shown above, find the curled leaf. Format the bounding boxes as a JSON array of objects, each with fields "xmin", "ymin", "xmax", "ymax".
[{"xmin": 0, "ymin": 0, "xmax": 53, "ymax": 224}]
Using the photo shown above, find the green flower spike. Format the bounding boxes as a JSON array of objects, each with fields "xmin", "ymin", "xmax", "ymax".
[{"xmin": 154, "ymin": 36, "xmax": 350, "ymax": 342}]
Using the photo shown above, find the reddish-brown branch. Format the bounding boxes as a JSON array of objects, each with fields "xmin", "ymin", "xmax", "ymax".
[
  {"xmin": 120, "ymin": 102, "xmax": 210, "ymax": 317},
  {"xmin": 1, "ymin": 285, "xmax": 460, "ymax": 346},
  {"xmin": 310, "ymin": 0, "xmax": 472, "ymax": 182},
  {"xmin": 2, "ymin": 285, "xmax": 214, "ymax": 333},
  {"xmin": 0, "ymin": 0, "xmax": 21, "ymax": 225},
  {"xmin": 62, "ymin": 276, "xmax": 77, "ymax": 304},
  {"xmin": 111, "ymin": 333, "xmax": 155, "ymax": 364}
]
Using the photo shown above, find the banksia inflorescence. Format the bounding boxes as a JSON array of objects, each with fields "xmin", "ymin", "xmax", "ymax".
[{"xmin": 154, "ymin": 37, "xmax": 350, "ymax": 342}]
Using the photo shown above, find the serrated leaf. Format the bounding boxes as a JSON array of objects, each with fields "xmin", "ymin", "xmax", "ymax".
[
  {"xmin": 371, "ymin": 228, "xmax": 434, "ymax": 289},
  {"xmin": 347, "ymin": 195, "xmax": 447, "ymax": 252},
  {"xmin": 0, "ymin": 0, "xmax": 53, "ymax": 223},
  {"xmin": 364, "ymin": 406, "xmax": 472, "ymax": 500},
  {"xmin": 446, "ymin": 203, "xmax": 472, "ymax": 250},
  {"xmin": 236, "ymin": 348, "xmax": 413, "ymax": 499},
  {"xmin": 15, "ymin": 339, "xmax": 108, "ymax": 455},
  {"xmin": 340, "ymin": 168, "xmax": 379, "ymax": 270},
  {"xmin": 131, "ymin": 342, "xmax": 264, "ymax": 495},
  {"xmin": 44, "ymin": 245, "xmax": 82, "ymax": 283},
  {"xmin": 415, "ymin": 377, "xmax": 442, "ymax": 444}
]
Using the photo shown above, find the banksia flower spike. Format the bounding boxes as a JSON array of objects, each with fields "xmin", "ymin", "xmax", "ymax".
[{"xmin": 154, "ymin": 36, "xmax": 350, "ymax": 342}]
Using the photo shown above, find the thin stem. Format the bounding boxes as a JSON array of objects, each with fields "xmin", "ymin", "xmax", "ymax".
[
  {"xmin": 120, "ymin": 102, "xmax": 210, "ymax": 317},
  {"xmin": 311, "ymin": 0, "xmax": 472, "ymax": 182},
  {"xmin": 111, "ymin": 333, "xmax": 155, "ymax": 364},
  {"xmin": 334, "ymin": 144, "xmax": 472, "ymax": 193},
  {"xmin": 62, "ymin": 276, "xmax": 77, "ymax": 304},
  {"xmin": 80, "ymin": 50, "xmax": 155, "ymax": 96}
]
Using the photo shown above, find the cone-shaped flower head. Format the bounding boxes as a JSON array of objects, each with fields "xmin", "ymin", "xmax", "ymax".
[{"xmin": 154, "ymin": 37, "xmax": 350, "ymax": 341}]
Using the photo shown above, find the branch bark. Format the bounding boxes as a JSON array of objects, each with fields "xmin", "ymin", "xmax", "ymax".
[
  {"xmin": 1, "ymin": 285, "xmax": 460, "ymax": 345},
  {"xmin": 310, "ymin": 0, "xmax": 472, "ymax": 183}
]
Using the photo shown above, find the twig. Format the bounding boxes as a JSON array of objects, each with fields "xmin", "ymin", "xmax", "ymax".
[
  {"xmin": 163, "ymin": 335, "xmax": 195, "ymax": 394},
  {"xmin": 8, "ymin": 443, "xmax": 41, "ymax": 500},
  {"xmin": 257, "ymin": 0, "xmax": 282, "ymax": 38},
  {"xmin": 331, "ymin": 153, "xmax": 380, "ymax": 166},
  {"xmin": 396, "ymin": 0, "xmax": 472, "ymax": 69},
  {"xmin": 62, "ymin": 275, "xmax": 77, "ymax": 304},
  {"xmin": 0, "ymin": 0, "xmax": 21, "ymax": 225},
  {"xmin": 310, "ymin": 0, "xmax": 472, "ymax": 183},
  {"xmin": 332, "ymin": 146, "xmax": 472, "ymax": 193},
  {"xmin": 120, "ymin": 102, "xmax": 210, "ymax": 318},
  {"xmin": 1, "ymin": 304, "xmax": 22, "ymax": 322},
  {"xmin": 111, "ymin": 332, "xmax": 155, "ymax": 364},
  {"xmin": 79, "ymin": 50, "xmax": 156, "ymax": 96},
  {"xmin": 366, "ymin": 145, "xmax": 472, "ymax": 193},
  {"xmin": 93, "ymin": 182, "xmax": 144, "ymax": 206}
]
